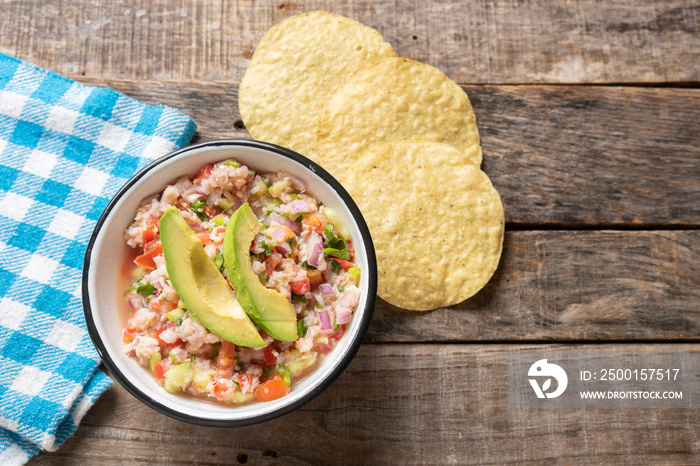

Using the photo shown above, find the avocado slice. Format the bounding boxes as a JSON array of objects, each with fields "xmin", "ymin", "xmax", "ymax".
[
  {"xmin": 159, "ymin": 207, "xmax": 264, "ymax": 348},
  {"xmin": 223, "ymin": 203, "xmax": 297, "ymax": 342}
]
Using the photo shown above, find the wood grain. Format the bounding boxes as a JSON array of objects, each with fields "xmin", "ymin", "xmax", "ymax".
[
  {"xmin": 77, "ymin": 78, "xmax": 700, "ymax": 226},
  {"xmin": 29, "ymin": 344, "xmax": 700, "ymax": 465},
  {"xmin": 366, "ymin": 230, "xmax": 700, "ymax": 342},
  {"xmin": 1, "ymin": 0, "xmax": 699, "ymax": 84}
]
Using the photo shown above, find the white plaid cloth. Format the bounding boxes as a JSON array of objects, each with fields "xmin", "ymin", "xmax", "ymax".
[{"xmin": 0, "ymin": 53, "xmax": 196, "ymax": 465}]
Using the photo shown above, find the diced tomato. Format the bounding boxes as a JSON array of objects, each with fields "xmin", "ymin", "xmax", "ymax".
[
  {"xmin": 346, "ymin": 240, "xmax": 355, "ymax": 260},
  {"xmin": 254, "ymin": 375, "xmax": 289, "ymax": 402},
  {"xmin": 304, "ymin": 214, "xmax": 324, "ymax": 234},
  {"xmin": 197, "ymin": 231, "xmax": 212, "ymax": 245},
  {"xmin": 122, "ymin": 328, "xmax": 137, "ymax": 344},
  {"xmin": 153, "ymin": 360, "xmax": 167, "ymax": 380},
  {"xmin": 134, "ymin": 243, "xmax": 162, "ymax": 270},
  {"xmin": 194, "ymin": 163, "xmax": 214, "ymax": 180},
  {"xmin": 265, "ymin": 254, "xmax": 281, "ymax": 275},
  {"xmin": 217, "ymin": 340, "xmax": 236, "ymax": 377},
  {"xmin": 263, "ymin": 347, "xmax": 278, "ymax": 366},
  {"xmin": 212, "ymin": 379, "xmax": 229, "ymax": 396},
  {"xmin": 329, "ymin": 325, "xmax": 346, "ymax": 344},
  {"xmin": 331, "ymin": 258, "xmax": 354, "ymax": 270},
  {"xmin": 212, "ymin": 226, "xmax": 226, "ymax": 236},
  {"xmin": 142, "ymin": 228, "xmax": 157, "ymax": 243},
  {"xmin": 290, "ymin": 275, "xmax": 310, "ymax": 294},
  {"xmin": 307, "ymin": 269, "xmax": 323, "ymax": 289}
]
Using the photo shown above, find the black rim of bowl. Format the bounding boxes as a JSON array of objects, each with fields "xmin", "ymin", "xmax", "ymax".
[{"xmin": 82, "ymin": 139, "xmax": 377, "ymax": 427}]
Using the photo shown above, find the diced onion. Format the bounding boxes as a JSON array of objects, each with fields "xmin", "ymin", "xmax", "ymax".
[
  {"xmin": 318, "ymin": 309, "xmax": 332, "ymax": 330},
  {"xmin": 307, "ymin": 236, "xmax": 324, "ymax": 268},
  {"xmin": 275, "ymin": 242, "xmax": 292, "ymax": 255},
  {"xmin": 290, "ymin": 175, "xmax": 307, "ymax": 191},
  {"xmin": 288, "ymin": 200, "xmax": 310, "ymax": 214},
  {"xmin": 319, "ymin": 283, "xmax": 333, "ymax": 296},
  {"xmin": 270, "ymin": 213, "xmax": 302, "ymax": 234},
  {"xmin": 336, "ymin": 310, "xmax": 353, "ymax": 325}
]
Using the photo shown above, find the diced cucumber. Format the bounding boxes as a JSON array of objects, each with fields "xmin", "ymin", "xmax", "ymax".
[
  {"xmin": 287, "ymin": 353, "xmax": 317, "ymax": 375},
  {"xmin": 163, "ymin": 362, "xmax": 193, "ymax": 393},
  {"xmin": 191, "ymin": 366, "xmax": 212, "ymax": 392},
  {"xmin": 268, "ymin": 179, "xmax": 291, "ymax": 198},
  {"xmin": 347, "ymin": 266, "xmax": 361, "ymax": 285},
  {"xmin": 227, "ymin": 390, "xmax": 256, "ymax": 404},
  {"xmin": 149, "ymin": 351, "xmax": 161, "ymax": 372},
  {"xmin": 321, "ymin": 207, "xmax": 350, "ymax": 240},
  {"xmin": 264, "ymin": 198, "xmax": 281, "ymax": 211},
  {"xmin": 219, "ymin": 198, "xmax": 233, "ymax": 210},
  {"xmin": 166, "ymin": 307, "xmax": 185, "ymax": 322}
]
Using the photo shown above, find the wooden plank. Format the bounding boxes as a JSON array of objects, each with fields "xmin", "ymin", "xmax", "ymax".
[
  {"xmin": 79, "ymin": 78, "xmax": 700, "ymax": 226},
  {"xmin": 28, "ymin": 344, "xmax": 700, "ymax": 465},
  {"xmin": 366, "ymin": 230, "xmax": 700, "ymax": 342},
  {"xmin": 1, "ymin": 0, "xmax": 699, "ymax": 84}
]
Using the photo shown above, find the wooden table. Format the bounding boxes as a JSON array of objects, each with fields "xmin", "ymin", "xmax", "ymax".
[{"xmin": 4, "ymin": 0, "xmax": 698, "ymax": 463}]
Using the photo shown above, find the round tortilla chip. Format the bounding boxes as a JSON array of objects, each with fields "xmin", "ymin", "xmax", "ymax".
[
  {"xmin": 316, "ymin": 57, "xmax": 482, "ymax": 179},
  {"xmin": 239, "ymin": 11, "xmax": 395, "ymax": 158},
  {"xmin": 341, "ymin": 141, "xmax": 503, "ymax": 311}
]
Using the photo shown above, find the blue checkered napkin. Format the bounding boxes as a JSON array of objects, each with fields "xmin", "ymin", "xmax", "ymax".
[{"xmin": 0, "ymin": 53, "xmax": 197, "ymax": 464}]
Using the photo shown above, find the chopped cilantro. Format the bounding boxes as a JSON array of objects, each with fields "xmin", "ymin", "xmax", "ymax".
[
  {"xmin": 330, "ymin": 259, "xmax": 341, "ymax": 274},
  {"xmin": 323, "ymin": 245, "xmax": 349, "ymax": 260},
  {"xmin": 191, "ymin": 200, "xmax": 208, "ymax": 222},
  {"xmin": 210, "ymin": 342, "xmax": 222, "ymax": 360},
  {"xmin": 261, "ymin": 366, "xmax": 274, "ymax": 379},
  {"xmin": 169, "ymin": 351, "xmax": 177, "ymax": 363},
  {"xmin": 123, "ymin": 283, "xmax": 136, "ymax": 297},
  {"xmin": 292, "ymin": 293, "xmax": 308, "ymax": 303},
  {"xmin": 261, "ymin": 240, "xmax": 275, "ymax": 255},
  {"xmin": 213, "ymin": 251, "xmax": 225, "ymax": 273},
  {"xmin": 323, "ymin": 223, "xmax": 349, "ymax": 259},
  {"xmin": 297, "ymin": 319, "xmax": 307, "ymax": 337},
  {"xmin": 338, "ymin": 284, "xmax": 346, "ymax": 292},
  {"xmin": 315, "ymin": 303, "xmax": 324, "ymax": 309},
  {"xmin": 136, "ymin": 283, "xmax": 157, "ymax": 297}
]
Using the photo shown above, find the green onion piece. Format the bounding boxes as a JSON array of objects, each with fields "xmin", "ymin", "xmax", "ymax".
[
  {"xmin": 225, "ymin": 160, "xmax": 240, "ymax": 167},
  {"xmin": 332, "ymin": 322, "xmax": 339, "ymax": 331},
  {"xmin": 278, "ymin": 365, "xmax": 291, "ymax": 387}
]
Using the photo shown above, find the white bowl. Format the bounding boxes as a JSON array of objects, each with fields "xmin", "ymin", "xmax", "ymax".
[{"xmin": 83, "ymin": 140, "xmax": 377, "ymax": 426}]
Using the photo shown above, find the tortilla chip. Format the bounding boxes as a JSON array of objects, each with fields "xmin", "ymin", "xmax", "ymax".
[
  {"xmin": 316, "ymin": 57, "xmax": 482, "ymax": 179},
  {"xmin": 239, "ymin": 11, "xmax": 395, "ymax": 158},
  {"xmin": 340, "ymin": 141, "xmax": 503, "ymax": 311}
]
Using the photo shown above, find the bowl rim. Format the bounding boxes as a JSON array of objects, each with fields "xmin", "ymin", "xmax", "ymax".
[{"xmin": 82, "ymin": 139, "xmax": 377, "ymax": 427}]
